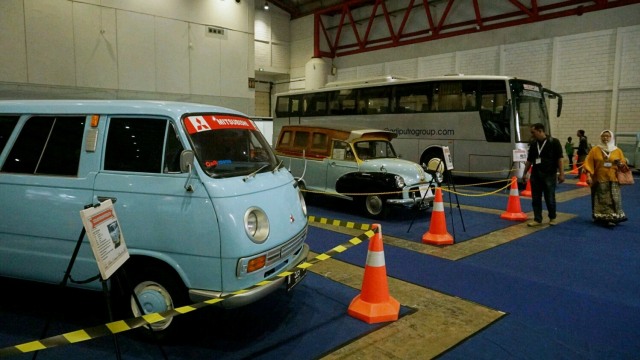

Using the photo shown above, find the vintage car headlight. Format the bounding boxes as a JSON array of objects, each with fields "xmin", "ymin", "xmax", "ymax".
[
  {"xmin": 434, "ymin": 171, "xmax": 444, "ymax": 183},
  {"xmin": 298, "ymin": 189, "xmax": 307, "ymax": 216},
  {"xmin": 244, "ymin": 207, "xmax": 270, "ymax": 243},
  {"xmin": 394, "ymin": 175, "xmax": 406, "ymax": 188}
]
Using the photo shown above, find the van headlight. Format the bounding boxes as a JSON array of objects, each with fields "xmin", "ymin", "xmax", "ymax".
[
  {"xmin": 244, "ymin": 207, "xmax": 269, "ymax": 243},
  {"xmin": 298, "ymin": 190, "xmax": 307, "ymax": 216},
  {"xmin": 395, "ymin": 175, "xmax": 406, "ymax": 188}
]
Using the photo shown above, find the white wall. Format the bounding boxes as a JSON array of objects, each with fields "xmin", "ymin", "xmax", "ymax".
[
  {"xmin": 0, "ymin": 0, "xmax": 256, "ymax": 114},
  {"xmin": 287, "ymin": 5, "xmax": 640, "ymax": 142}
]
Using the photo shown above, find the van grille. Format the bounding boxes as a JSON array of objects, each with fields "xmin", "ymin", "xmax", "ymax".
[{"xmin": 236, "ymin": 225, "xmax": 308, "ymax": 278}]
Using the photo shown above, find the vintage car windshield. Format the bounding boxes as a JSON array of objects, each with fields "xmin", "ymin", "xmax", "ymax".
[
  {"xmin": 354, "ymin": 140, "xmax": 397, "ymax": 160},
  {"xmin": 183, "ymin": 114, "xmax": 277, "ymax": 178}
]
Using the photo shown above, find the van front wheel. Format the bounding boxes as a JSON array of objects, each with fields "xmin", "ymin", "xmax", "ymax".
[{"xmin": 124, "ymin": 263, "xmax": 188, "ymax": 338}]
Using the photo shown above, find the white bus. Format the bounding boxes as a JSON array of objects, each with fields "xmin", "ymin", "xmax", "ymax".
[{"xmin": 274, "ymin": 75, "xmax": 562, "ymax": 179}]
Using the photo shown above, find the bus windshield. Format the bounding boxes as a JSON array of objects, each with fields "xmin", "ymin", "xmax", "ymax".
[
  {"xmin": 511, "ymin": 80, "xmax": 550, "ymax": 143},
  {"xmin": 183, "ymin": 115, "xmax": 277, "ymax": 178}
]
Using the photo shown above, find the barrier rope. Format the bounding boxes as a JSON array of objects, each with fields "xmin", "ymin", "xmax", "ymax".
[
  {"xmin": 0, "ymin": 224, "xmax": 377, "ymax": 358},
  {"xmin": 300, "ymin": 178, "xmax": 515, "ymax": 198}
]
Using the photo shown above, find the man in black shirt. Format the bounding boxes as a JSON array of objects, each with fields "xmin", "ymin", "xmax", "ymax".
[
  {"xmin": 522, "ymin": 123, "xmax": 565, "ymax": 227},
  {"xmin": 576, "ymin": 129, "xmax": 589, "ymax": 176}
]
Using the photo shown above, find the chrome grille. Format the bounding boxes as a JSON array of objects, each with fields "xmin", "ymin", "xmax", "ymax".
[{"xmin": 236, "ymin": 225, "xmax": 308, "ymax": 278}]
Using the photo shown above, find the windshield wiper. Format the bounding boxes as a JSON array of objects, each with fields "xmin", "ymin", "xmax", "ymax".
[
  {"xmin": 243, "ymin": 164, "xmax": 269, "ymax": 182},
  {"xmin": 272, "ymin": 159, "xmax": 284, "ymax": 173}
]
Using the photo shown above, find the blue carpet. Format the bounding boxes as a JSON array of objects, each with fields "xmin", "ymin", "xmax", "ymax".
[
  {"xmin": 0, "ymin": 273, "xmax": 412, "ymax": 359},
  {"xmin": 454, "ymin": 180, "xmax": 578, "ymax": 210},
  {"xmin": 308, "ymin": 197, "xmax": 518, "ymax": 244},
  {"xmin": 307, "ymin": 181, "xmax": 640, "ymax": 359}
]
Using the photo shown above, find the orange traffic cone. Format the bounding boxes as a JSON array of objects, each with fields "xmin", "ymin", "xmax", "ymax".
[
  {"xmin": 348, "ymin": 224, "xmax": 400, "ymax": 324},
  {"xmin": 570, "ymin": 155, "xmax": 578, "ymax": 175},
  {"xmin": 422, "ymin": 188, "xmax": 454, "ymax": 245},
  {"xmin": 576, "ymin": 171, "xmax": 588, "ymax": 187},
  {"xmin": 521, "ymin": 169, "xmax": 532, "ymax": 197},
  {"xmin": 500, "ymin": 177, "xmax": 528, "ymax": 221}
]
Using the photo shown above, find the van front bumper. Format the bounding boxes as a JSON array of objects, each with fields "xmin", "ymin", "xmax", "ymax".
[{"xmin": 188, "ymin": 242, "xmax": 309, "ymax": 308}]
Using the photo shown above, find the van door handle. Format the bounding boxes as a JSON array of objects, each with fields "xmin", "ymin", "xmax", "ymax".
[{"xmin": 97, "ymin": 196, "xmax": 117, "ymax": 204}]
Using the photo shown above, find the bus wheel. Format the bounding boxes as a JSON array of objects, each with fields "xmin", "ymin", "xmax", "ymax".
[
  {"xmin": 363, "ymin": 194, "xmax": 387, "ymax": 218},
  {"xmin": 124, "ymin": 261, "xmax": 188, "ymax": 339}
]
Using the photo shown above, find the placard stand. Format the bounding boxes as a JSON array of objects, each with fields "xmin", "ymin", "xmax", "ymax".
[
  {"xmin": 407, "ymin": 155, "xmax": 467, "ymax": 241},
  {"xmin": 407, "ymin": 157, "xmax": 466, "ymax": 240},
  {"xmin": 443, "ymin": 168, "xmax": 466, "ymax": 241},
  {"xmin": 33, "ymin": 203, "xmax": 167, "ymax": 360}
]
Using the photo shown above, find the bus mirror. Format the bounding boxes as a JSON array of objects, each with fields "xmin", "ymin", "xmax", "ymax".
[
  {"xmin": 543, "ymin": 88, "xmax": 563, "ymax": 117},
  {"xmin": 556, "ymin": 97, "xmax": 563, "ymax": 117},
  {"xmin": 180, "ymin": 150, "xmax": 195, "ymax": 173}
]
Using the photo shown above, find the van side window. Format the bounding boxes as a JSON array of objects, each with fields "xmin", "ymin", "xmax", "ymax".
[
  {"xmin": 2, "ymin": 116, "xmax": 85, "ymax": 176},
  {"xmin": 0, "ymin": 116, "xmax": 20, "ymax": 154},
  {"xmin": 105, "ymin": 117, "xmax": 166, "ymax": 173}
]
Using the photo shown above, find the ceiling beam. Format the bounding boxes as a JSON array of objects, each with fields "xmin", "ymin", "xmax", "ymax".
[{"xmin": 313, "ymin": 0, "xmax": 640, "ymax": 58}]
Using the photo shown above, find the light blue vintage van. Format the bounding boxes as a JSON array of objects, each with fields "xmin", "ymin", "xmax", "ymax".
[{"xmin": 0, "ymin": 100, "xmax": 308, "ymax": 333}]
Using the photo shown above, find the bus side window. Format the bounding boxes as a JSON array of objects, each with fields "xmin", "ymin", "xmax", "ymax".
[
  {"xmin": 290, "ymin": 97, "xmax": 302, "ymax": 117},
  {"xmin": 275, "ymin": 96, "xmax": 290, "ymax": 117},
  {"xmin": 395, "ymin": 83, "xmax": 431, "ymax": 113}
]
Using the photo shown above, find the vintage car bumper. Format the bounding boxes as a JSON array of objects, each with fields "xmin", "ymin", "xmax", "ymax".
[
  {"xmin": 188, "ymin": 242, "xmax": 309, "ymax": 308},
  {"xmin": 387, "ymin": 184, "xmax": 436, "ymax": 207}
]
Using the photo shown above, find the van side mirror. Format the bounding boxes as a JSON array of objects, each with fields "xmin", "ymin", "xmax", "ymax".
[
  {"xmin": 180, "ymin": 150, "xmax": 195, "ymax": 192},
  {"xmin": 180, "ymin": 150, "xmax": 195, "ymax": 173}
]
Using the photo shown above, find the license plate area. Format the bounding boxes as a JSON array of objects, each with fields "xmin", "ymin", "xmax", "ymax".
[{"xmin": 285, "ymin": 268, "xmax": 307, "ymax": 292}]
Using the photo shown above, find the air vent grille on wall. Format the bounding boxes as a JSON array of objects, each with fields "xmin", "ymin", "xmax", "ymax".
[{"xmin": 206, "ymin": 26, "xmax": 225, "ymax": 35}]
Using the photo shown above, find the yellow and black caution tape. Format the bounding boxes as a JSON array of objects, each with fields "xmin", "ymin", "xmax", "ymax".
[
  {"xmin": 308, "ymin": 215, "xmax": 372, "ymax": 231},
  {"xmin": 0, "ymin": 225, "xmax": 377, "ymax": 357}
]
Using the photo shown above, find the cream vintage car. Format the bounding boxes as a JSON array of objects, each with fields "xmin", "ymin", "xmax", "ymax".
[{"xmin": 275, "ymin": 125, "xmax": 442, "ymax": 218}]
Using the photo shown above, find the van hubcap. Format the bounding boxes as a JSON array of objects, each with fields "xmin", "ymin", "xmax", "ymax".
[{"xmin": 131, "ymin": 281, "xmax": 174, "ymax": 331}]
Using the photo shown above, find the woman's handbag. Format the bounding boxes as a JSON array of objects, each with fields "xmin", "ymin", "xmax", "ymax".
[{"xmin": 617, "ymin": 164, "xmax": 634, "ymax": 185}]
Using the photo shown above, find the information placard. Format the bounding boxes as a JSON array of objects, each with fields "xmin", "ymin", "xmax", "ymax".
[
  {"xmin": 513, "ymin": 149, "xmax": 527, "ymax": 162},
  {"xmin": 79, "ymin": 200, "xmax": 129, "ymax": 280},
  {"xmin": 442, "ymin": 146, "xmax": 454, "ymax": 170}
]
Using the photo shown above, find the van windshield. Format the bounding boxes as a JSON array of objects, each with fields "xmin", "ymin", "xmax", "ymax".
[{"xmin": 183, "ymin": 114, "xmax": 277, "ymax": 178}]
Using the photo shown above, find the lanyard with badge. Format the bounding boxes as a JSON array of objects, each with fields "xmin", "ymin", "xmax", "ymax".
[
  {"xmin": 535, "ymin": 139, "xmax": 547, "ymax": 165},
  {"xmin": 602, "ymin": 149, "xmax": 612, "ymax": 168}
]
